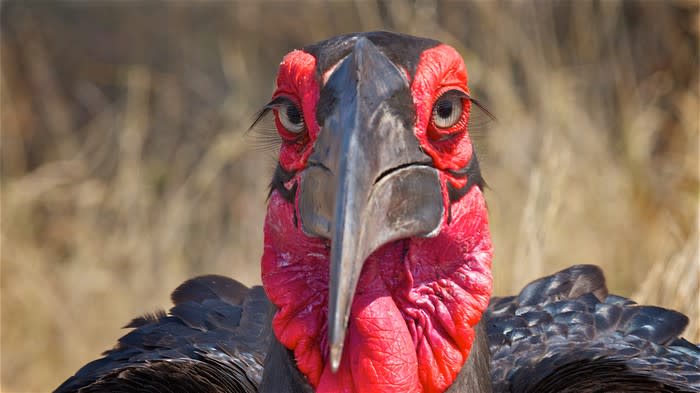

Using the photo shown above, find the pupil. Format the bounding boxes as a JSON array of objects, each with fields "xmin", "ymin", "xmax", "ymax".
[
  {"xmin": 437, "ymin": 101, "xmax": 453, "ymax": 118},
  {"xmin": 286, "ymin": 106, "xmax": 301, "ymax": 124}
]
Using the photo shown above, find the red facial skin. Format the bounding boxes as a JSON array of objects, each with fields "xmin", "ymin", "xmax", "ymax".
[
  {"xmin": 272, "ymin": 50, "xmax": 321, "ymax": 171},
  {"xmin": 261, "ymin": 44, "xmax": 493, "ymax": 393}
]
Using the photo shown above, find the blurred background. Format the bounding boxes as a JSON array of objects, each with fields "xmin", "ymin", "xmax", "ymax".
[{"xmin": 1, "ymin": 1, "xmax": 698, "ymax": 391}]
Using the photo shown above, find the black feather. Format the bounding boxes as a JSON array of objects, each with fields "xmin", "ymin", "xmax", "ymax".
[
  {"xmin": 486, "ymin": 264, "xmax": 700, "ymax": 393},
  {"xmin": 171, "ymin": 275, "xmax": 249, "ymax": 306},
  {"xmin": 54, "ymin": 276, "xmax": 274, "ymax": 393},
  {"xmin": 57, "ymin": 265, "xmax": 700, "ymax": 393}
]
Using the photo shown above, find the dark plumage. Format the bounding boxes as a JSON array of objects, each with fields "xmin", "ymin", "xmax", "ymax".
[
  {"xmin": 56, "ymin": 266, "xmax": 700, "ymax": 392},
  {"xmin": 55, "ymin": 276, "xmax": 274, "ymax": 393},
  {"xmin": 486, "ymin": 265, "xmax": 700, "ymax": 393}
]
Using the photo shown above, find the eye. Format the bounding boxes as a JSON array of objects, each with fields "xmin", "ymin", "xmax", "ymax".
[
  {"xmin": 431, "ymin": 93, "xmax": 464, "ymax": 129},
  {"xmin": 277, "ymin": 101, "xmax": 305, "ymax": 134}
]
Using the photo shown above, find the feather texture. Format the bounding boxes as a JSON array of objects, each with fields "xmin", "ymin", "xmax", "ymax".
[
  {"xmin": 55, "ymin": 275, "xmax": 274, "ymax": 393},
  {"xmin": 486, "ymin": 265, "xmax": 700, "ymax": 393},
  {"xmin": 55, "ymin": 266, "xmax": 700, "ymax": 392}
]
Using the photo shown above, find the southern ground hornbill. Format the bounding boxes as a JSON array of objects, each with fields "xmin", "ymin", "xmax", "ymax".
[{"xmin": 56, "ymin": 32, "xmax": 699, "ymax": 393}]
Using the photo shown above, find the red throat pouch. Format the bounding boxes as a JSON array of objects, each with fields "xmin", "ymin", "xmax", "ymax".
[{"xmin": 262, "ymin": 185, "xmax": 492, "ymax": 393}]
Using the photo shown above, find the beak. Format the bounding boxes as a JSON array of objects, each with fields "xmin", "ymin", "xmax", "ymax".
[{"xmin": 297, "ymin": 38, "xmax": 444, "ymax": 371}]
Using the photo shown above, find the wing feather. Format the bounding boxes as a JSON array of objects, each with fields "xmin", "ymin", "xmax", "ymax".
[
  {"xmin": 486, "ymin": 265, "xmax": 700, "ymax": 393},
  {"xmin": 55, "ymin": 275, "xmax": 273, "ymax": 393}
]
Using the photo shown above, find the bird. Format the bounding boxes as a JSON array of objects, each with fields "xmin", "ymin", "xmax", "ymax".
[{"xmin": 55, "ymin": 32, "xmax": 699, "ymax": 393}]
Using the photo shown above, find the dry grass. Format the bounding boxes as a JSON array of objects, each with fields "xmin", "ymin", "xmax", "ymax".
[{"xmin": 1, "ymin": 1, "xmax": 698, "ymax": 392}]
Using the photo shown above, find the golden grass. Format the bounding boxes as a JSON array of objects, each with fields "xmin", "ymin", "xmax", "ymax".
[{"xmin": 1, "ymin": 1, "xmax": 698, "ymax": 392}]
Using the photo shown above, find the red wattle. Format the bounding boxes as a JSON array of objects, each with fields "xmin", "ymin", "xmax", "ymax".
[
  {"xmin": 261, "ymin": 184, "xmax": 492, "ymax": 393},
  {"xmin": 317, "ymin": 242, "xmax": 422, "ymax": 393}
]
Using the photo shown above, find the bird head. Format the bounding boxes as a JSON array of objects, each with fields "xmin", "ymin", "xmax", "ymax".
[{"xmin": 259, "ymin": 32, "xmax": 493, "ymax": 393}]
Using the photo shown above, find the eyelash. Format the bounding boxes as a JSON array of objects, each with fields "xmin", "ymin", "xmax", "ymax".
[
  {"xmin": 250, "ymin": 96, "xmax": 307, "ymax": 142},
  {"xmin": 427, "ymin": 90, "xmax": 496, "ymax": 142}
]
